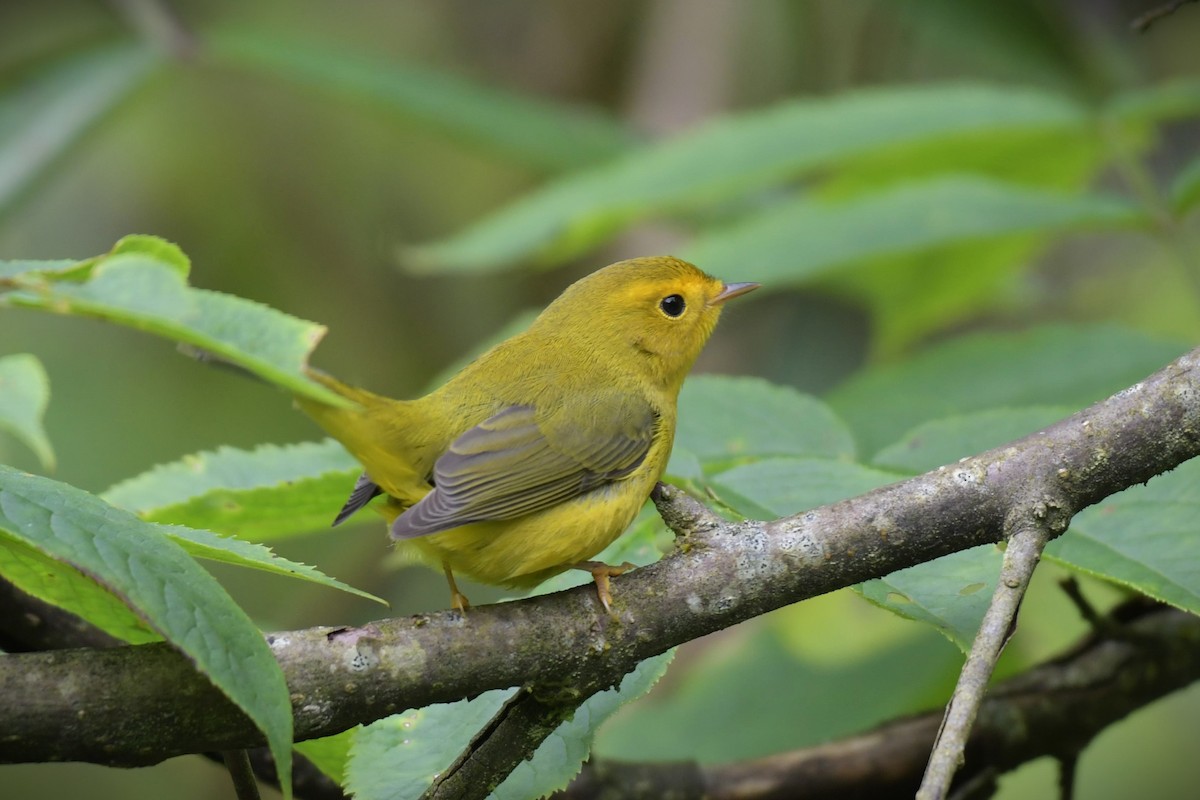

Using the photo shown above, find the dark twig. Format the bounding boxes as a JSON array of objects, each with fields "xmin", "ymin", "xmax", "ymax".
[
  {"xmin": 223, "ymin": 749, "xmax": 262, "ymax": 800},
  {"xmin": 1131, "ymin": 0, "xmax": 1199, "ymax": 31}
]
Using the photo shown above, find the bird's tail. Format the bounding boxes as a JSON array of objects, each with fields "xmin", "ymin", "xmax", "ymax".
[{"xmin": 295, "ymin": 369, "xmax": 427, "ymax": 503}]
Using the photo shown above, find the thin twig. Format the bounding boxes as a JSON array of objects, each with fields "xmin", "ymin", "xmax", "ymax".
[
  {"xmin": 422, "ymin": 687, "xmax": 591, "ymax": 800},
  {"xmin": 917, "ymin": 515, "xmax": 1057, "ymax": 799},
  {"xmin": 1131, "ymin": 0, "xmax": 1199, "ymax": 32},
  {"xmin": 223, "ymin": 749, "xmax": 262, "ymax": 800}
]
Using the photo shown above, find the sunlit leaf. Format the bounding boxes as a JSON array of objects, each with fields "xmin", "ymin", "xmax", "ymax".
[
  {"xmin": 0, "ymin": 354, "xmax": 54, "ymax": 468},
  {"xmin": 0, "ymin": 465, "xmax": 292, "ymax": 791}
]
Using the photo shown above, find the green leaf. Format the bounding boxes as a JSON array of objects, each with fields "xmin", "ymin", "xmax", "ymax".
[
  {"xmin": 683, "ymin": 177, "xmax": 1143, "ymax": 287},
  {"xmin": 1108, "ymin": 79, "xmax": 1200, "ymax": 125},
  {"xmin": 295, "ymin": 727, "xmax": 359, "ymax": 786},
  {"xmin": 0, "ymin": 354, "xmax": 54, "ymax": 469},
  {"xmin": 710, "ymin": 457, "xmax": 900, "ymax": 519},
  {"xmin": 828, "ymin": 325, "xmax": 1188, "ymax": 459},
  {"xmin": 596, "ymin": 605, "xmax": 958, "ymax": 762},
  {"xmin": 2, "ymin": 235, "xmax": 347, "ymax": 406},
  {"xmin": 346, "ymin": 652, "xmax": 674, "ymax": 800},
  {"xmin": 1171, "ymin": 153, "xmax": 1200, "ymax": 215},
  {"xmin": 209, "ymin": 29, "xmax": 634, "ymax": 172},
  {"xmin": 406, "ymin": 84, "xmax": 1087, "ymax": 273},
  {"xmin": 1047, "ymin": 459, "xmax": 1200, "ymax": 615},
  {"xmin": 857, "ymin": 546, "xmax": 1002, "ymax": 652},
  {"xmin": 161, "ymin": 525, "xmax": 384, "ymax": 605},
  {"xmin": 0, "ymin": 42, "xmax": 160, "ymax": 214},
  {"xmin": 0, "ymin": 531, "xmax": 158, "ymax": 643},
  {"xmin": 673, "ymin": 375, "xmax": 856, "ymax": 473},
  {"xmin": 103, "ymin": 440, "xmax": 361, "ymax": 540},
  {"xmin": 872, "ymin": 406, "xmax": 1076, "ymax": 474},
  {"xmin": 0, "ymin": 465, "xmax": 293, "ymax": 791}
]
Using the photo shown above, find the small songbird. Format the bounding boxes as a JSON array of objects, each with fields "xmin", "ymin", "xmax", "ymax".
[{"xmin": 297, "ymin": 256, "xmax": 757, "ymax": 612}]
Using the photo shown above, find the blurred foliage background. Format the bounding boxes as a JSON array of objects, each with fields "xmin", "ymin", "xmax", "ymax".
[{"xmin": 2, "ymin": 0, "xmax": 1200, "ymax": 797}]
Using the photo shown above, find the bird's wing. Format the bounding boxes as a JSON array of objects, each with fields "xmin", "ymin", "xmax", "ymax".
[
  {"xmin": 332, "ymin": 472, "xmax": 383, "ymax": 526},
  {"xmin": 391, "ymin": 397, "xmax": 657, "ymax": 539}
]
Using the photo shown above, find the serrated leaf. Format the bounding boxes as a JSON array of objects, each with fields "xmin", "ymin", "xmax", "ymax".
[
  {"xmin": 0, "ymin": 531, "xmax": 158, "ymax": 643},
  {"xmin": 209, "ymin": 30, "xmax": 634, "ymax": 172},
  {"xmin": 683, "ymin": 177, "xmax": 1143, "ymax": 287},
  {"xmin": 857, "ymin": 546, "xmax": 1002, "ymax": 652},
  {"xmin": 872, "ymin": 406, "xmax": 1075, "ymax": 474},
  {"xmin": 0, "ymin": 354, "xmax": 54, "ymax": 468},
  {"xmin": 0, "ymin": 42, "xmax": 160, "ymax": 214},
  {"xmin": 672, "ymin": 375, "xmax": 855, "ymax": 478},
  {"xmin": 1171, "ymin": 153, "xmax": 1200, "ymax": 215},
  {"xmin": 103, "ymin": 440, "xmax": 361, "ymax": 539},
  {"xmin": 161, "ymin": 524, "xmax": 384, "ymax": 605},
  {"xmin": 0, "ymin": 465, "xmax": 293, "ymax": 793},
  {"xmin": 406, "ymin": 84, "xmax": 1087, "ymax": 273},
  {"xmin": 1047, "ymin": 459, "xmax": 1200, "ymax": 614},
  {"xmin": 828, "ymin": 325, "xmax": 1188, "ymax": 459},
  {"xmin": 3, "ymin": 235, "xmax": 346, "ymax": 406},
  {"xmin": 709, "ymin": 457, "xmax": 900, "ymax": 519},
  {"xmin": 346, "ymin": 652, "xmax": 674, "ymax": 800}
]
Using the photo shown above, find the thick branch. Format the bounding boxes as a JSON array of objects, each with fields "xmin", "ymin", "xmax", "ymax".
[
  {"xmin": 557, "ymin": 604, "xmax": 1200, "ymax": 799},
  {"xmin": 3, "ymin": 347, "xmax": 1200, "ymax": 766}
]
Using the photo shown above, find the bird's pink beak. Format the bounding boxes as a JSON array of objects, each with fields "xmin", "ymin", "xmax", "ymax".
[{"xmin": 711, "ymin": 281, "xmax": 760, "ymax": 305}]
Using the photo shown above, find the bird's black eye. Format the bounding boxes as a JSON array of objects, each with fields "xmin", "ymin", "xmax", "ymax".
[{"xmin": 659, "ymin": 294, "xmax": 686, "ymax": 318}]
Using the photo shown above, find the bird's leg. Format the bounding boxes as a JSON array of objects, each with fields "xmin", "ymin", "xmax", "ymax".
[
  {"xmin": 575, "ymin": 560, "xmax": 636, "ymax": 614},
  {"xmin": 443, "ymin": 562, "xmax": 471, "ymax": 613}
]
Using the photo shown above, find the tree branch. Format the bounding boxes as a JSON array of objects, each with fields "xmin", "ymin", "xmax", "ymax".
[
  {"xmin": 2, "ymin": 347, "xmax": 1200, "ymax": 767},
  {"xmin": 555, "ymin": 603, "xmax": 1200, "ymax": 799}
]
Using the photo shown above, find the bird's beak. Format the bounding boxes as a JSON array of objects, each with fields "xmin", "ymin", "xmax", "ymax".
[{"xmin": 711, "ymin": 281, "xmax": 760, "ymax": 305}]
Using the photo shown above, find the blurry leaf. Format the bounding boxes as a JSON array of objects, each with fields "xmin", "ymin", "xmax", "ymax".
[
  {"xmin": 710, "ymin": 457, "xmax": 900, "ymax": 519},
  {"xmin": 1108, "ymin": 79, "xmax": 1200, "ymax": 125},
  {"xmin": 0, "ymin": 42, "xmax": 160, "ymax": 214},
  {"xmin": 828, "ymin": 325, "xmax": 1188, "ymax": 458},
  {"xmin": 1047, "ymin": 459, "xmax": 1200, "ymax": 615},
  {"xmin": 424, "ymin": 309, "xmax": 538, "ymax": 391},
  {"xmin": 0, "ymin": 353, "xmax": 54, "ymax": 468},
  {"xmin": 0, "ymin": 465, "xmax": 293, "ymax": 789},
  {"xmin": 674, "ymin": 375, "xmax": 856, "ymax": 471},
  {"xmin": 161, "ymin": 524, "xmax": 384, "ymax": 604},
  {"xmin": 872, "ymin": 406, "xmax": 1075, "ymax": 474},
  {"xmin": 210, "ymin": 30, "xmax": 634, "ymax": 172},
  {"xmin": 2, "ymin": 235, "xmax": 347, "ymax": 406},
  {"xmin": 1171, "ymin": 153, "xmax": 1200, "ymax": 215},
  {"xmin": 857, "ymin": 546, "xmax": 1002, "ymax": 652},
  {"xmin": 103, "ymin": 440, "xmax": 361, "ymax": 540},
  {"xmin": 346, "ymin": 652, "xmax": 673, "ymax": 800},
  {"xmin": 684, "ymin": 176, "xmax": 1142, "ymax": 287},
  {"xmin": 0, "ymin": 531, "xmax": 158, "ymax": 643},
  {"xmin": 406, "ymin": 84, "xmax": 1087, "ymax": 273},
  {"xmin": 295, "ymin": 728, "xmax": 359, "ymax": 786},
  {"xmin": 596, "ymin": 614, "xmax": 958, "ymax": 762}
]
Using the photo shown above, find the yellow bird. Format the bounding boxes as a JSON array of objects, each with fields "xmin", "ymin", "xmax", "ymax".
[{"xmin": 297, "ymin": 256, "xmax": 757, "ymax": 611}]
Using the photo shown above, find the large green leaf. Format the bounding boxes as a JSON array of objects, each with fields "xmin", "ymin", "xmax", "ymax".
[
  {"xmin": 1047, "ymin": 459, "xmax": 1200, "ymax": 615},
  {"xmin": 709, "ymin": 457, "xmax": 900, "ymax": 520},
  {"xmin": 872, "ymin": 406, "xmax": 1076, "ymax": 474},
  {"xmin": 0, "ymin": 465, "xmax": 293, "ymax": 793},
  {"xmin": 103, "ymin": 440, "xmax": 361, "ymax": 540},
  {"xmin": 0, "ymin": 354, "xmax": 54, "ymax": 468},
  {"xmin": 672, "ymin": 375, "xmax": 856, "ymax": 475},
  {"xmin": 209, "ymin": 30, "xmax": 634, "ymax": 172},
  {"xmin": 0, "ymin": 42, "xmax": 160, "ymax": 214},
  {"xmin": 857, "ymin": 546, "xmax": 1001, "ymax": 652},
  {"xmin": 406, "ymin": 84, "xmax": 1087, "ymax": 273},
  {"xmin": 1, "ymin": 235, "xmax": 346, "ymax": 406},
  {"xmin": 345, "ymin": 652, "xmax": 673, "ymax": 800},
  {"xmin": 683, "ymin": 177, "xmax": 1142, "ymax": 287},
  {"xmin": 828, "ymin": 325, "xmax": 1188, "ymax": 458}
]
